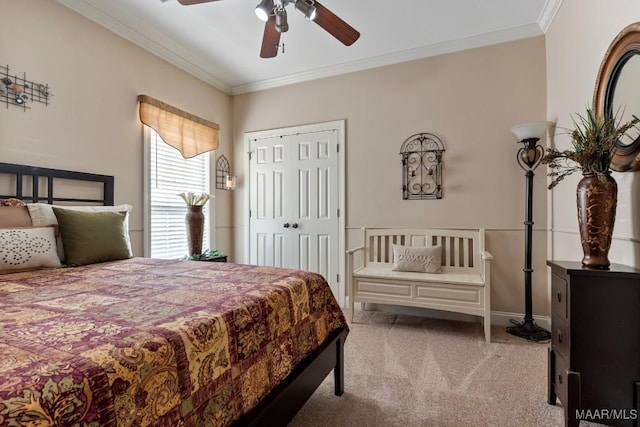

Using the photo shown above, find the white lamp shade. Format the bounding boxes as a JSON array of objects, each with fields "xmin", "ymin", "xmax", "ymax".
[
  {"xmin": 255, "ymin": 0, "xmax": 273, "ymax": 22},
  {"xmin": 510, "ymin": 121, "xmax": 553, "ymax": 141},
  {"xmin": 255, "ymin": 7, "xmax": 269, "ymax": 21},
  {"xmin": 295, "ymin": 0, "xmax": 317, "ymax": 21}
]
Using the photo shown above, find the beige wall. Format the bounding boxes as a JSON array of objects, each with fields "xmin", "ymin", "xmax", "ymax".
[
  {"xmin": 233, "ymin": 37, "xmax": 550, "ymax": 316},
  {"xmin": 0, "ymin": 0, "xmax": 234, "ymax": 257},
  {"xmin": 2, "ymin": 1, "xmax": 558, "ymax": 318},
  {"xmin": 546, "ymin": 0, "xmax": 640, "ymax": 267}
]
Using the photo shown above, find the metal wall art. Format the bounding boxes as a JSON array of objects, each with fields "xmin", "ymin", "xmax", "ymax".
[
  {"xmin": 1, "ymin": 64, "xmax": 52, "ymax": 110},
  {"xmin": 215, "ymin": 154, "xmax": 236, "ymax": 190},
  {"xmin": 400, "ymin": 133, "xmax": 445, "ymax": 200}
]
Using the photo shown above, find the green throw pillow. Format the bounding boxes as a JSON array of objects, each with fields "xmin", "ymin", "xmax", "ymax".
[{"xmin": 52, "ymin": 208, "xmax": 132, "ymax": 266}]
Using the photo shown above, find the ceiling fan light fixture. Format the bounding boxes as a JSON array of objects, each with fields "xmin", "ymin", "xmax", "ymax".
[
  {"xmin": 295, "ymin": 0, "xmax": 316, "ymax": 21},
  {"xmin": 255, "ymin": 0, "xmax": 274, "ymax": 22},
  {"xmin": 275, "ymin": 7, "xmax": 289, "ymax": 33}
]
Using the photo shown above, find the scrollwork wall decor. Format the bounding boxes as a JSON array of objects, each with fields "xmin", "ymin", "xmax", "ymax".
[{"xmin": 400, "ymin": 133, "xmax": 445, "ymax": 200}]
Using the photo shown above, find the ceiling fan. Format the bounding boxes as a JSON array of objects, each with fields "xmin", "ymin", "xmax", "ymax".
[{"xmin": 176, "ymin": 0, "xmax": 360, "ymax": 58}]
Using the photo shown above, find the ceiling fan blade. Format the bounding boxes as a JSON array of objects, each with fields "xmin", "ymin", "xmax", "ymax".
[
  {"xmin": 177, "ymin": 0, "xmax": 222, "ymax": 5},
  {"xmin": 313, "ymin": 1, "xmax": 360, "ymax": 46},
  {"xmin": 260, "ymin": 15, "xmax": 281, "ymax": 58}
]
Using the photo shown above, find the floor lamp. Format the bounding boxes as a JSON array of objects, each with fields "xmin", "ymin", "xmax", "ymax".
[{"xmin": 506, "ymin": 121, "xmax": 552, "ymax": 342}]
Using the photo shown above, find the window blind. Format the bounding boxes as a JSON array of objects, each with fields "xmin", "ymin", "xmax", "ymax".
[{"xmin": 149, "ymin": 129, "xmax": 210, "ymax": 259}]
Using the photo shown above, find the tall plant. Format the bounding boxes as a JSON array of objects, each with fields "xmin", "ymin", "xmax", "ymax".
[{"xmin": 541, "ymin": 107, "xmax": 638, "ymax": 189}]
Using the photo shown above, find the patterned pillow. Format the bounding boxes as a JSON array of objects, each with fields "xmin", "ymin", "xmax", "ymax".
[
  {"xmin": 392, "ymin": 244, "xmax": 443, "ymax": 273},
  {"xmin": 0, "ymin": 198, "xmax": 27, "ymax": 207},
  {"xmin": 0, "ymin": 227, "xmax": 62, "ymax": 272}
]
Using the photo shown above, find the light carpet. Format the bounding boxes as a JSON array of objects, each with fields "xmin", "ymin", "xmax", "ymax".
[{"xmin": 289, "ymin": 310, "xmax": 593, "ymax": 427}]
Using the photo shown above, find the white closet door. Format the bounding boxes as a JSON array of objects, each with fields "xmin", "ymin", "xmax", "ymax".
[
  {"xmin": 289, "ymin": 130, "xmax": 339, "ymax": 283},
  {"xmin": 249, "ymin": 129, "xmax": 339, "ymax": 297},
  {"xmin": 249, "ymin": 137, "xmax": 290, "ymax": 267}
]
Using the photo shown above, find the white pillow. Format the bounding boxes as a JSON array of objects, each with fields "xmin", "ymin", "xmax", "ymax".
[
  {"xmin": 27, "ymin": 203, "xmax": 133, "ymax": 261},
  {"xmin": 27, "ymin": 203, "xmax": 132, "ymax": 227},
  {"xmin": 392, "ymin": 244, "xmax": 442, "ymax": 273},
  {"xmin": 0, "ymin": 227, "xmax": 62, "ymax": 271}
]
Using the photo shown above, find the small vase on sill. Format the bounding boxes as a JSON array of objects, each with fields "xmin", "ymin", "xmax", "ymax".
[
  {"xmin": 185, "ymin": 205, "xmax": 204, "ymax": 257},
  {"xmin": 576, "ymin": 172, "xmax": 617, "ymax": 269}
]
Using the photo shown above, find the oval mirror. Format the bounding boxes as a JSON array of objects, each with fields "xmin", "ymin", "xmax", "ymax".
[
  {"xmin": 610, "ymin": 53, "xmax": 640, "ymax": 146},
  {"xmin": 593, "ymin": 22, "xmax": 640, "ymax": 171}
]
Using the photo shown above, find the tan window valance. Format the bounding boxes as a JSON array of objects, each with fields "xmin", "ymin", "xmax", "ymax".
[{"xmin": 138, "ymin": 95, "xmax": 219, "ymax": 159}]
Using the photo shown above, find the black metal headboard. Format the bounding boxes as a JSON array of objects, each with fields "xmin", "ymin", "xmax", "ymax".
[{"xmin": 0, "ymin": 162, "xmax": 114, "ymax": 205}]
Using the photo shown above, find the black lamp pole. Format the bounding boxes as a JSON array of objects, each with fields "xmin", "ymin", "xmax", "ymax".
[{"xmin": 506, "ymin": 137, "xmax": 552, "ymax": 342}]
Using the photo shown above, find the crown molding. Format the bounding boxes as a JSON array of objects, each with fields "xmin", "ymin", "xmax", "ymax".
[
  {"xmin": 57, "ymin": 0, "xmax": 552, "ymax": 97},
  {"xmin": 538, "ymin": 0, "xmax": 563, "ymax": 33},
  {"xmin": 56, "ymin": 0, "xmax": 232, "ymax": 94},
  {"xmin": 231, "ymin": 23, "xmax": 544, "ymax": 94}
]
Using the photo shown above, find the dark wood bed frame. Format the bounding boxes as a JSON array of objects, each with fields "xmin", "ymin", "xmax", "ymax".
[
  {"xmin": 0, "ymin": 162, "xmax": 114, "ymax": 205},
  {"xmin": 0, "ymin": 161, "xmax": 346, "ymax": 426}
]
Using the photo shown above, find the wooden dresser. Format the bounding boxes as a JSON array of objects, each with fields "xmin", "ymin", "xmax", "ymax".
[{"xmin": 547, "ymin": 261, "xmax": 640, "ymax": 427}]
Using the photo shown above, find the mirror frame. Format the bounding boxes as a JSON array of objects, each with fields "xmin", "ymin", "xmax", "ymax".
[{"xmin": 593, "ymin": 22, "xmax": 640, "ymax": 172}]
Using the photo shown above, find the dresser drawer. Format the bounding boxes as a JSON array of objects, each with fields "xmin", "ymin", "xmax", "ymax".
[
  {"xmin": 552, "ymin": 314, "xmax": 570, "ymax": 358},
  {"xmin": 553, "ymin": 351, "xmax": 568, "ymax": 405},
  {"xmin": 551, "ymin": 273, "xmax": 568, "ymax": 319}
]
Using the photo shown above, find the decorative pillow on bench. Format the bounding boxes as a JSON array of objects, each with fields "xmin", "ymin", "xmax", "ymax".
[{"xmin": 392, "ymin": 244, "xmax": 442, "ymax": 273}]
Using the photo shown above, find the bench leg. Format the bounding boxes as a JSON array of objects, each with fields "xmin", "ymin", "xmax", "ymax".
[
  {"xmin": 349, "ymin": 281, "xmax": 354, "ymax": 323},
  {"xmin": 484, "ymin": 316, "xmax": 491, "ymax": 342},
  {"xmin": 484, "ymin": 283, "xmax": 491, "ymax": 342}
]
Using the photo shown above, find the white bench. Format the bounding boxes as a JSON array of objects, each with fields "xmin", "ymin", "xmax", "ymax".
[{"xmin": 346, "ymin": 228, "xmax": 493, "ymax": 342}]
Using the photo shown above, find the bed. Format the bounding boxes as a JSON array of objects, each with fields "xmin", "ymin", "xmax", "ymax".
[{"xmin": 0, "ymin": 162, "xmax": 348, "ymax": 427}]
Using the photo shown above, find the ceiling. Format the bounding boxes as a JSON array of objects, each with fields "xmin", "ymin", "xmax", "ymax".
[{"xmin": 57, "ymin": 0, "xmax": 562, "ymax": 95}]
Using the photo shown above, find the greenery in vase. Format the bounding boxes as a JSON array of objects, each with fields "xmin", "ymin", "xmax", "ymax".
[
  {"xmin": 178, "ymin": 192, "xmax": 213, "ymax": 206},
  {"xmin": 541, "ymin": 107, "xmax": 639, "ymax": 189},
  {"xmin": 189, "ymin": 249, "xmax": 224, "ymax": 261}
]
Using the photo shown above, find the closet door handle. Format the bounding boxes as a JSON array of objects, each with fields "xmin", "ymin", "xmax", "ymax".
[
  {"xmin": 283, "ymin": 223, "xmax": 290, "ymax": 228},
  {"xmin": 292, "ymin": 223, "xmax": 299, "ymax": 229}
]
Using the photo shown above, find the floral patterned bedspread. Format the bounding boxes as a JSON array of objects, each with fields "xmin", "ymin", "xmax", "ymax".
[{"xmin": 0, "ymin": 258, "xmax": 348, "ymax": 426}]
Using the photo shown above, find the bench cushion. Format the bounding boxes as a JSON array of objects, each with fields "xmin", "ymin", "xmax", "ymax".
[{"xmin": 354, "ymin": 266, "xmax": 485, "ymax": 286}]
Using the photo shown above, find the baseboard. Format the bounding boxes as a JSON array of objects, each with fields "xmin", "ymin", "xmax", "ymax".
[
  {"xmin": 343, "ymin": 298, "xmax": 551, "ymax": 331},
  {"xmin": 491, "ymin": 310, "xmax": 551, "ymax": 330}
]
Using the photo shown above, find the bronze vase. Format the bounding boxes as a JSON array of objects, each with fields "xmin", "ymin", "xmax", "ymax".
[
  {"xmin": 576, "ymin": 173, "xmax": 617, "ymax": 268},
  {"xmin": 185, "ymin": 205, "xmax": 204, "ymax": 257}
]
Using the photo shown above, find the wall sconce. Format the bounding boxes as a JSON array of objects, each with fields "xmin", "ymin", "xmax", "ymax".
[
  {"xmin": 216, "ymin": 155, "xmax": 236, "ymax": 191},
  {"xmin": 400, "ymin": 133, "xmax": 445, "ymax": 200},
  {"xmin": 224, "ymin": 174, "xmax": 237, "ymax": 190},
  {"xmin": 506, "ymin": 121, "xmax": 553, "ymax": 342}
]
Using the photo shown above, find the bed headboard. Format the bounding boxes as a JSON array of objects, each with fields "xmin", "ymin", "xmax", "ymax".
[{"xmin": 0, "ymin": 162, "xmax": 114, "ymax": 205}]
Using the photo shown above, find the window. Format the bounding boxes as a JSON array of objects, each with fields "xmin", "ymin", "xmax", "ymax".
[{"xmin": 145, "ymin": 128, "xmax": 210, "ymax": 259}]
